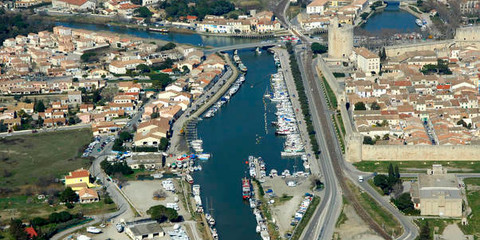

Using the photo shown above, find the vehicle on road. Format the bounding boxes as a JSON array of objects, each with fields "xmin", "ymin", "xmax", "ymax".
[{"xmin": 358, "ymin": 175, "xmax": 364, "ymax": 182}]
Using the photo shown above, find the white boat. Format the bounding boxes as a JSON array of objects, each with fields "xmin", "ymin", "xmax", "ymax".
[
  {"xmin": 415, "ymin": 19, "xmax": 423, "ymax": 27},
  {"xmin": 86, "ymin": 227, "xmax": 102, "ymax": 234},
  {"xmin": 249, "ymin": 198, "xmax": 256, "ymax": 208},
  {"xmin": 256, "ymin": 47, "xmax": 262, "ymax": 55},
  {"xmin": 198, "ymin": 153, "xmax": 211, "ymax": 160}
]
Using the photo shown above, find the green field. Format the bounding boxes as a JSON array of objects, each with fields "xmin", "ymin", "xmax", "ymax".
[
  {"xmin": 353, "ymin": 161, "xmax": 480, "ymax": 173},
  {"xmin": 0, "ymin": 129, "xmax": 93, "ymax": 189},
  {"xmin": 461, "ymin": 178, "xmax": 480, "ymax": 236}
]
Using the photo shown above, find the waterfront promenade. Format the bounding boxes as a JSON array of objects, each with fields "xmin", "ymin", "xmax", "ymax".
[
  {"xmin": 273, "ymin": 48, "xmax": 320, "ymax": 174},
  {"xmin": 168, "ymin": 53, "xmax": 238, "ymax": 155}
]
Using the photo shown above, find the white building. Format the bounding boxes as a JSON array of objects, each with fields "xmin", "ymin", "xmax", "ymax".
[
  {"xmin": 306, "ymin": 0, "xmax": 328, "ymax": 15},
  {"xmin": 108, "ymin": 59, "xmax": 145, "ymax": 74},
  {"xmin": 351, "ymin": 47, "xmax": 380, "ymax": 75},
  {"xmin": 52, "ymin": 0, "xmax": 96, "ymax": 10}
]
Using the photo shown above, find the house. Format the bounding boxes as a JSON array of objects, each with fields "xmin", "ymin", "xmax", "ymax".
[
  {"xmin": 52, "ymin": 0, "xmax": 96, "ymax": 10},
  {"xmin": 134, "ymin": 118, "xmax": 171, "ymax": 146},
  {"xmin": 351, "ymin": 47, "xmax": 380, "ymax": 75},
  {"xmin": 79, "ymin": 188, "xmax": 99, "ymax": 203},
  {"xmin": 410, "ymin": 165, "xmax": 463, "ymax": 217},
  {"xmin": 307, "ymin": 0, "xmax": 328, "ymax": 14},
  {"xmin": 125, "ymin": 220, "xmax": 165, "ymax": 240},
  {"xmin": 109, "ymin": 59, "xmax": 145, "ymax": 74},
  {"xmin": 64, "ymin": 168, "xmax": 94, "ymax": 191}
]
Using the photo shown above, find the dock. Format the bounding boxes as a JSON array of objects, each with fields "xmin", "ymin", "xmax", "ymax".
[{"xmin": 189, "ymin": 54, "xmax": 239, "ymax": 119}]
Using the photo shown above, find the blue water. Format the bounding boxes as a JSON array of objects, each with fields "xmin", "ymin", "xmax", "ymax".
[
  {"xmin": 55, "ymin": 22, "xmax": 261, "ymax": 48},
  {"xmin": 362, "ymin": 2, "xmax": 419, "ymax": 33},
  {"xmin": 193, "ymin": 50, "xmax": 302, "ymax": 240}
]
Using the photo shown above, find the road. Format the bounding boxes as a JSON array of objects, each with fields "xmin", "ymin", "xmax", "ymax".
[{"xmin": 49, "ymin": 107, "xmax": 146, "ymax": 240}]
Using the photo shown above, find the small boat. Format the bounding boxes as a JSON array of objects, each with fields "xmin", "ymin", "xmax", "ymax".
[
  {"xmin": 211, "ymin": 228, "xmax": 219, "ymax": 239},
  {"xmin": 185, "ymin": 174, "xmax": 194, "ymax": 184},
  {"xmin": 255, "ymin": 47, "xmax": 261, "ymax": 55},
  {"xmin": 197, "ymin": 153, "xmax": 211, "ymax": 160},
  {"xmin": 116, "ymin": 223, "xmax": 124, "ymax": 233},
  {"xmin": 86, "ymin": 227, "xmax": 102, "ymax": 234},
  {"xmin": 238, "ymin": 62, "xmax": 248, "ymax": 72},
  {"xmin": 197, "ymin": 165, "xmax": 203, "ymax": 171},
  {"xmin": 242, "ymin": 177, "xmax": 252, "ymax": 199},
  {"xmin": 249, "ymin": 198, "xmax": 256, "ymax": 208},
  {"xmin": 206, "ymin": 213, "xmax": 216, "ymax": 226},
  {"xmin": 415, "ymin": 19, "xmax": 423, "ymax": 27},
  {"xmin": 148, "ymin": 27, "xmax": 169, "ymax": 33}
]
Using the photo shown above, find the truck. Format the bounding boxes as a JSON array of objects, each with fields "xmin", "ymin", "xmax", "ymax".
[{"xmin": 358, "ymin": 175, "xmax": 364, "ymax": 183}]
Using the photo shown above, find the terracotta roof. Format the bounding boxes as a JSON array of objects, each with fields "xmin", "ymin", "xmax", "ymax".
[
  {"xmin": 57, "ymin": 0, "xmax": 88, "ymax": 6},
  {"xmin": 65, "ymin": 169, "xmax": 89, "ymax": 179},
  {"xmin": 79, "ymin": 187, "xmax": 99, "ymax": 199}
]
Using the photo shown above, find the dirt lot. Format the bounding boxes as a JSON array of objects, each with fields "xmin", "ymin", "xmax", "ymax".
[
  {"xmin": 122, "ymin": 179, "xmax": 189, "ymax": 218},
  {"xmin": 335, "ymin": 204, "xmax": 383, "ymax": 240},
  {"xmin": 264, "ymin": 175, "xmax": 312, "ymax": 236}
]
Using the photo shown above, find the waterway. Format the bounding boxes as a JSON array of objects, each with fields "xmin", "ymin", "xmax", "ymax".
[
  {"xmin": 55, "ymin": 22, "xmax": 261, "ymax": 47},
  {"xmin": 361, "ymin": 2, "xmax": 419, "ymax": 34},
  {"xmin": 193, "ymin": 50, "xmax": 302, "ymax": 240}
]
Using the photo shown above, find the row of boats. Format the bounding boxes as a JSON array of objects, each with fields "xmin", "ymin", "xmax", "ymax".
[
  {"xmin": 191, "ymin": 184, "xmax": 218, "ymax": 239},
  {"xmin": 233, "ymin": 50, "xmax": 248, "ymax": 72},
  {"xmin": 415, "ymin": 18, "xmax": 428, "ymax": 31},
  {"xmin": 269, "ymin": 72, "xmax": 305, "ymax": 157},
  {"xmin": 204, "ymin": 74, "xmax": 246, "ymax": 118}
]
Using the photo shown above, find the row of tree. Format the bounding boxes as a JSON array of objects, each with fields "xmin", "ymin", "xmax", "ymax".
[{"xmin": 100, "ymin": 160, "xmax": 134, "ymax": 176}]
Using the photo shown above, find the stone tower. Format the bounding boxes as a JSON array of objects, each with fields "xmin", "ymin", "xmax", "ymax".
[{"xmin": 328, "ymin": 17, "xmax": 354, "ymax": 59}]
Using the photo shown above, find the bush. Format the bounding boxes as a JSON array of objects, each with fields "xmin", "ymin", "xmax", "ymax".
[
  {"xmin": 147, "ymin": 205, "xmax": 179, "ymax": 223},
  {"xmin": 392, "ymin": 193, "xmax": 418, "ymax": 215},
  {"xmin": 311, "ymin": 42, "xmax": 327, "ymax": 54},
  {"xmin": 100, "ymin": 160, "xmax": 134, "ymax": 176}
]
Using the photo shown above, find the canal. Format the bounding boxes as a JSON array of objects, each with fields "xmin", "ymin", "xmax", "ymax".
[
  {"xmin": 56, "ymin": 22, "xmax": 261, "ymax": 47},
  {"xmin": 194, "ymin": 50, "xmax": 302, "ymax": 239},
  {"xmin": 361, "ymin": 2, "xmax": 419, "ymax": 34}
]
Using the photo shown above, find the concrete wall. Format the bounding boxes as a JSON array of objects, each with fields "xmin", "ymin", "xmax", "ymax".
[
  {"xmin": 455, "ymin": 26, "xmax": 480, "ymax": 42},
  {"xmin": 385, "ymin": 40, "xmax": 452, "ymax": 57},
  {"xmin": 361, "ymin": 144, "xmax": 480, "ymax": 161}
]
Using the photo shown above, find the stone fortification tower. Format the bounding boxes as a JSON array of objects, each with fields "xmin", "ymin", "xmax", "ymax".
[{"xmin": 328, "ymin": 17, "xmax": 354, "ymax": 59}]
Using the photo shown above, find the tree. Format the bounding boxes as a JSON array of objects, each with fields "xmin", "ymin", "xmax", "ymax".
[
  {"xmin": 159, "ymin": 137, "xmax": 169, "ymax": 151},
  {"xmin": 151, "ymin": 112, "xmax": 160, "ymax": 119},
  {"xmin": 80, "ymin": 52, "xmax": 98, "ymax": 63},
  {"xmin": 160, "ymin": 42, "xmax": 176, "ymax": 51},
  {"xmin": 311, "ymin": 42, "xmax": 327, "ymax": 54},
  {"xmin": 119, "ymin": 131, "xmax": 133, "ymax": 142},
  {"xmin": 392, "ymin": 193, "xmax": 416, "ymax": 214},
  {"xmin": 136, "ymin": 64, "xmax": 151, "ymax": 73},
  {"xmin": 147, "ymin": 205, "xmax": 179, "ymax": 223},
  {"xmin": 363, "ymin": 136, "xmax": 375, "ymax": 145},
  {"xmin": 370, "ymin": 102, "xmax": 380, "ymax": 110},
  {"xmin": 373, "ymin": 174, "xmax": 390, "ymax": 195},
  {"xmin": 34, "ymin": 100, "xmax": 45, "ymax": 112},
  {"xmin": 59, "ymin": 187, "xmax": 79, "ymax": 203},
  {"xmin": 9, "ymin": 219, "xmax": 28, "ymax": 240},
  {"xmin": 134, "ymin": 7, "xmax": 153, "ymax": 18},
  {"xmin": 150, "ymin": 73, "xmax": 173, "ymax": 90},
  {"xmin": 394, "ymin": 165, "xmax": 400, "ymax": 180},
  {"xmin": 354, "ymin": 102, "xmax": 366, "ymax": 110},
  {"xmin": 419, "ymin": 221, "xmax": 431, "ymax": 240},
  {"xmin": 360, "ymin": 12, "xmax": 369, "ymax": 20}
]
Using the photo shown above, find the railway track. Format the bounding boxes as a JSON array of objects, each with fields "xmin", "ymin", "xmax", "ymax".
[{"xmin": 301, "ymin": 48, "xmax": 392, "ymax": 240}]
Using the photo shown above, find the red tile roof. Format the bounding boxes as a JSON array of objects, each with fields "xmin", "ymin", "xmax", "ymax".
[
  {"xmin": 65, "ymin": 169, "xmax": 89, "ymax": 179},
  {"xmin": 59, "ymin": 0, "xmax": 88, "ymax": 6}
]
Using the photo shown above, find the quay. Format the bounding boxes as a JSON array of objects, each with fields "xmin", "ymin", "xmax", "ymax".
[
  {"xmin": 168, "ymin": 53, "xmax": 238, "ymax": 155},
  {"xmin": 272, "ymin": 48, "xmax": 319, "ymax": 173}
]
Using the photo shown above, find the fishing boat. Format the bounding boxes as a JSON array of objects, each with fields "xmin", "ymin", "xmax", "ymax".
[
  {"xmin": 185, "ymin": 174, "xmax": 194, "ymax": 184},
  {"xmin": 249, "ymin": 198, "xmax": 256, "ymax": 208},
  {"xmin": 238, "ymin": 62, "xmax": 248, "ymax": 72},
  {"xmin": 242, "ymin": 177, "xmax": 252, "ymax": 199},
  {"xmin": 205, "ymin": 213, "xmax": 216, "ymax": 226}
]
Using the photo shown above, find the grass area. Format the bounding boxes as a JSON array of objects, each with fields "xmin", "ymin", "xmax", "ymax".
[
  {"xmin": 367, "ymin": 179, "xmax": 385, "ymax": 196},
  {"xmin": 0, "ymin": 194, "xmax": 116, "ymax": 221},
  {"xmin": 276, "ymin": 194, "xmax": 294, "ymax": 205},
  {"xmin": 353, "ymin": 161, "xmax": 480, "ymax": 173},
  {"xmin": 322, "ymin": 77, "xmax": 338, "ymax": 109},
  {"xmin": 347, "ymin": 180, "xmax": 402, "ymax": 237},
  {"xmin": 333, "ymin": 72, "xmax": 345, "ymax": 78},
  {"xmin": 335, "ymin": 206, "xmax": 348, "ymax": 228},
  {"xmin": 124, "ymin": 169, "xmax": 152, "ymax": 181},
  {"xmin": 460, "ymin": 178, "xmax": 480, "ymax": 236},
  {"xmin": 408, "ymin": 5, "xmax": 421, "ymax": 14},
  {"xmin": 332, "ymin": 114, "xmax": 345, "ymax": 153},
  {"xmin": 336, "ymin": 113, "xmax": 346, "ymax": 136},
  {"xmin": 415, "ymin": 218, "xmax": 457, "ymax": 239},
  {"xmin": 0, "ymin": 129, "xmax": 93, "ymax": 189},
  {"xmin": 291, "ymin": 196, "xmax": 320, "ymax": 240}
]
